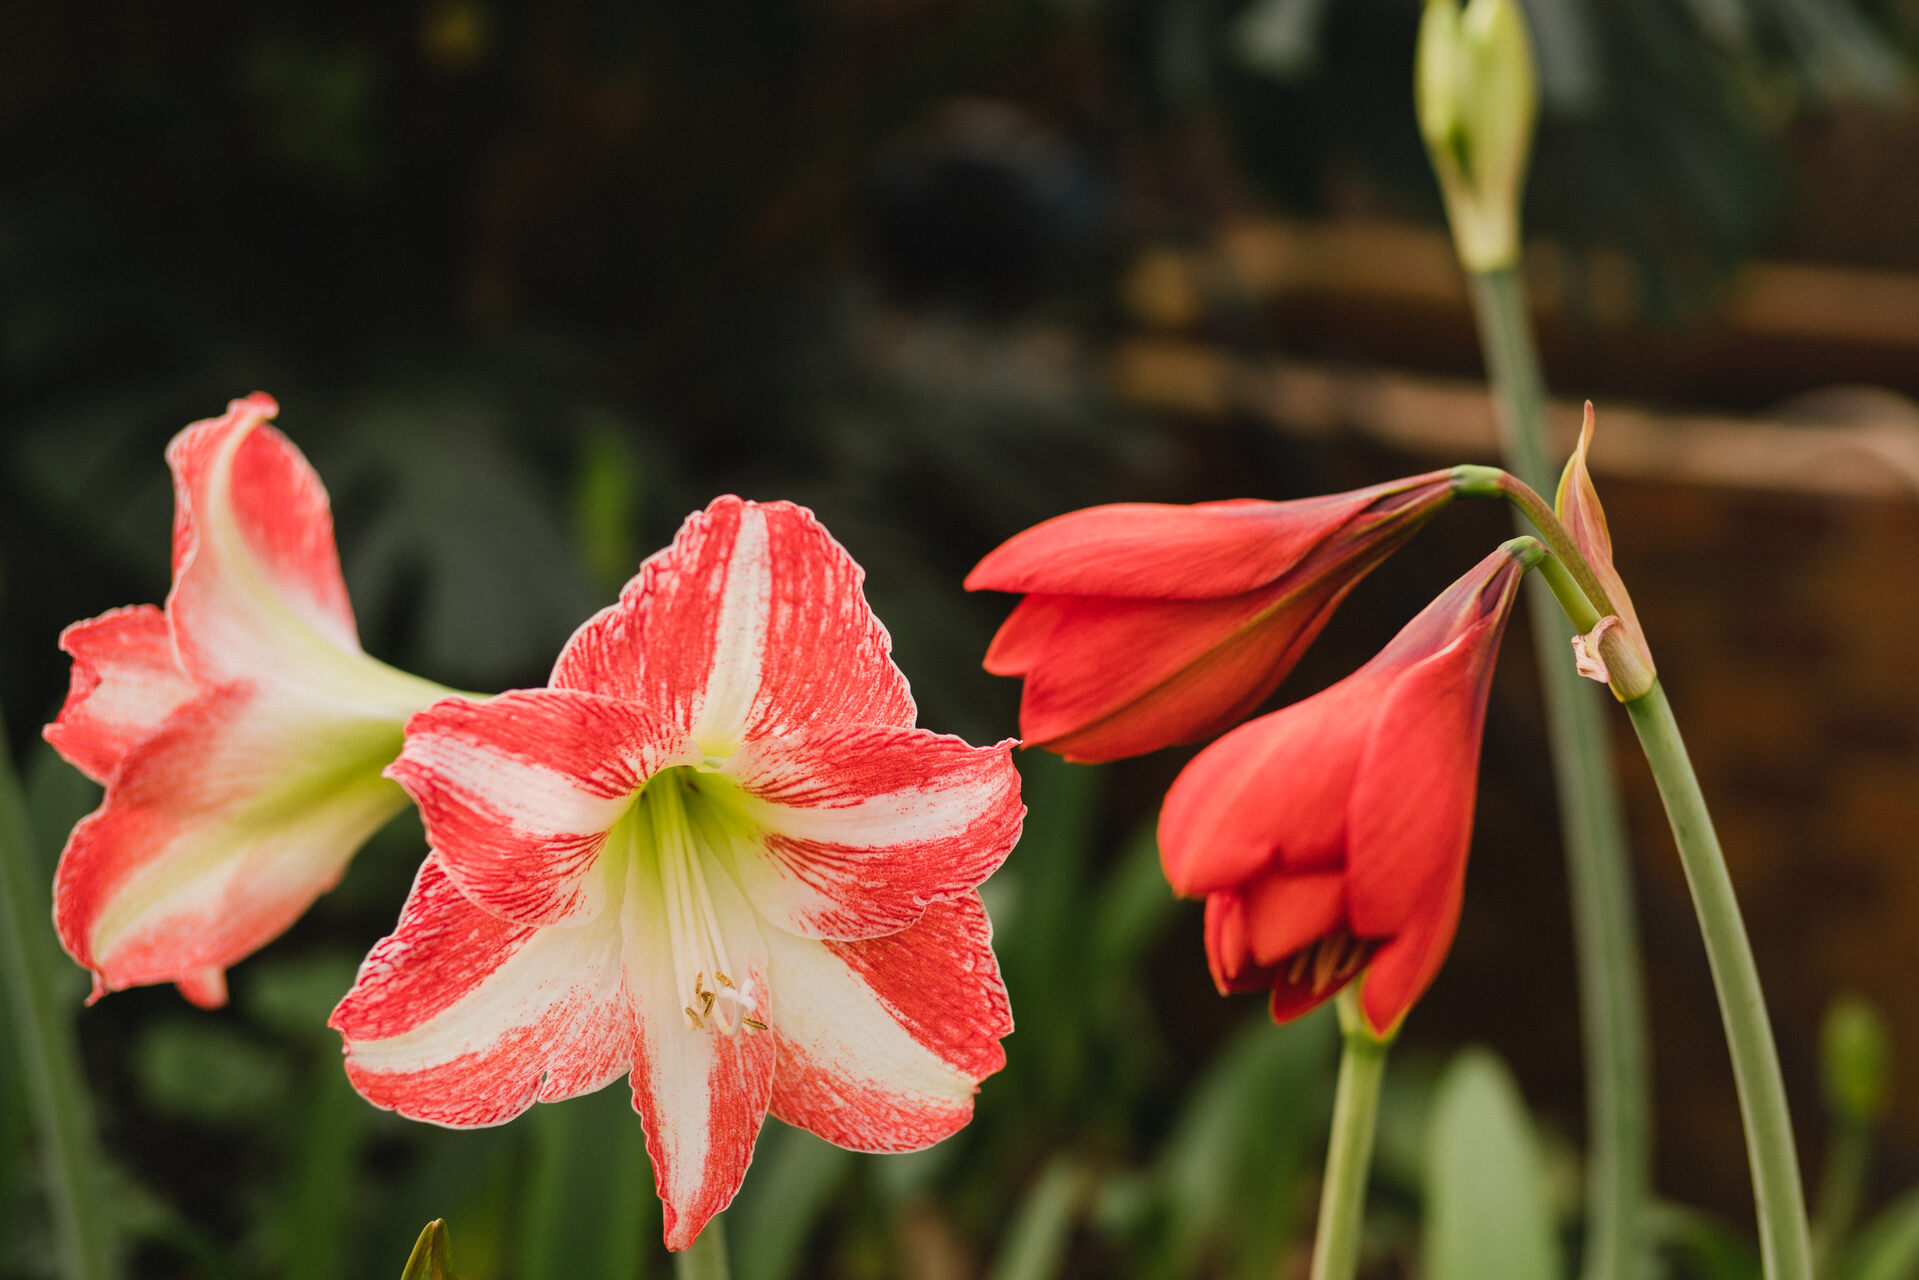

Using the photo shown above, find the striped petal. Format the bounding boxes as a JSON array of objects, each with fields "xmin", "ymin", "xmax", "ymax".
[
  {"xmin": 767, "ymin": 893, "xmax": 1010, "ymax": 1152},
  {"xmin": 56, "ymin": 681, "xmax": 411, "ymax": 1004},
  {"xmin": 44, "ymin": 606, "xmax": 195, "ymax": 784},
  {"xmin": 552, "ymin": 497, "xmax": 915, "ymax": 755},
  {"xmin": 332, "ymin": 858, "xmax": 633, "ymax": 1127},
  {"xmin": 388, "ymin": 690, "xmax": 700, "ymax": 928},
  {"xmin": 621, "ymin": 834, "xmax": 775, "ymax": 1251},
  {"xmin": 717, "ymin": 725, "xmax": 1022, "ymax": 940},
  {"xmin": 164, "ymin": 393, "xmax": 439, "ymax": 716}
]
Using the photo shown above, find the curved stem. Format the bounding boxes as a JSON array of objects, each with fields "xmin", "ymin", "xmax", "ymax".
[
  {"xmin": 0, "ymin": 706, "xmax": 115, "ymax": 1280},
  {"xmin": 675, "ymin": 1213, "xmax": 732, "ymax": 1280},
  {"xmin": 1624, "ymin": 683, "xmax": 1812, "ymax": 1280},
  {"xmin": 1467, "ymin": 263, "xmax": 1652, "ymax": 1280},
  {"xmin": 1309, "ymin": 990, "xmax": 1391, "ymax": 1280}
]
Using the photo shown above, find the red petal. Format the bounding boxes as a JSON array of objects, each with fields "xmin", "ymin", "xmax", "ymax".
[
  {"xmin": 56, "ymin": 681, "xmax": 409, "ymax": 1000},
  {"xmin": 1239, "ymin": 869, "xmax": 1346, "ymax": 967},
  {"xmin": 981, "ymin": 594, "xmax": 1072, "ymax": 677},
  {"xmin": 964, "ymin": 485, "xmax": 1422, "ymax": 600},
  {"xmin": 44, "ymin": 605, "xmax": 194, "ymax": 784},
  {"xmin": 1015, "ymin": 582, "xmax": 1337, "ymax": 762},
  {"xmin": 553, "ymin": 497, "xmax": 915, "ymax": 752},
  {"xmin": 1203, "ymin": 892, "xmax": 1278, "ymax": 994},
  {"xmin": 1343, "ymin": 607, "xmax": 1513, "ymax": 941},
  {"xmin": 1358, "ymin": 858, "xmax": 1467, "ymax": 1035},
  {"xmin": 769, "ymin": 893, "xmax": 1010, "ymax": 1151},
  {"xmin": 721, "ymin": 725, "xmax": 1022, "ymax": 940},
  {"xmin": 1157, "ymin": 675, "xmax": 1377, "ymax": 897},
  {"xmin": 332, "ymin": 858, "xmax": 634, "ymax": 1126},
  {"xmin": 164, "ymin": 394, "xmax": 365, "ymax": 685},
  {"xmin": 388, "ymin": 690, "xmax": 701, "ymax": 928}
]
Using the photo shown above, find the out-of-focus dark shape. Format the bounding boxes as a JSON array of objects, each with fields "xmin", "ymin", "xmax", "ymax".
[{"xmin": 869, "ymin": 99, "xmax": 1104, "ymax": 312}]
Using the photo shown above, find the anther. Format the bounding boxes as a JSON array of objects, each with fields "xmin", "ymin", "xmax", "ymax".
[
  {"xmin": 684, "ymin": 1006, "xmax": 705, "ymax": 1030},
  {"xmin": 742, "ymin": 1018, "xmax": 768, "ymax": 1032}
]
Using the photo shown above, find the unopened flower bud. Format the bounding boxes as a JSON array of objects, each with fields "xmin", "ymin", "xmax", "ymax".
[
  {"xmin": 1821, "ymin": 995, "xmax": 1892, "ymax": 1127},
  {"xmin": 1416, "ymin": 0, "xmax": 1538, "ymax": 273}
]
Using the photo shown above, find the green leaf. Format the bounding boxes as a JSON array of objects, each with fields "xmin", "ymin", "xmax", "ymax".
[
  {"xmin": 514, "ymin": 1087, "xmax": 655, "ymax": 1279},
  {"xmin": 401, "ymin": 1220, "xmax": 458, "ymax": 1280},
  {"xmin": 987, "ymin": 1154, "xmax": 1089, "ymax": 1280},
  {"xmin": 727, "ymin": 1120, "xmax": 854, "ymax": 1280},
  {"xmin": 1424, "ymin": 1047, "xmax": 1563, "ymax": 1280},
  {"xmin": 1643, "ymin": 1201, "xmax": 1760, "ymax": 1280},
  {"xmin": 1846, "ymin": 1189, "xmax": 1919, "ymax": 1280},
  {"xmin": 135, "ymin": 1021, "xmax": 291, "ymax": 1125}
]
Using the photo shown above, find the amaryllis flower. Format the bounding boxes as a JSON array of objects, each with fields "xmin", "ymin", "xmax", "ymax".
[
  {"xmin": 1157, "ymin": 541, "xmax": 1533, "ymax": 1036},
  {"xmin": 44, "ymin": 395, "xmax": 455, "ymax": 1007},
  {"xmin": 330, "ymin": 497, "xmax": 1021, "ymax": 1250},
  {"xmin": 964, "ymin": 472, "xmax": 1457, "ymax": 762}
]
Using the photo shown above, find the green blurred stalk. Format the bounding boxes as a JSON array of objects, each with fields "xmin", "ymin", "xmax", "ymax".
[
  {"xmin": 675, "ymin": 1213, "xmax": 730, "ymax": 1280},
  {"xmin": 1466, "ymin": 264, "xmax": 1651, "ymax": 1280},
  {"xmin": 1811, "ymin": 1120, "xmax": 1869, "ymax": 1280},
  {"xmin": 1308, "ymin": 989, "xmax": 1390, "ymax": 1280},
  {"xmin": 0, "ymin": 703, "xmax": 115, "ymax": 1280},
  {"xmin": 1624, "ymin": 684, "xmax": 1811, "ymax": 1280}
]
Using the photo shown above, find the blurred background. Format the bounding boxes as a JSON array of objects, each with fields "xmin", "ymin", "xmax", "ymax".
[{"xmin": 3, "ymin": 0, "xmax": 1919, "ymax": 1276}]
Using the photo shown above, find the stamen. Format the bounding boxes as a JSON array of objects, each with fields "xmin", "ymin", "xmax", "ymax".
[
  {"xmin": 1287, "ymin": 948, "xmax": 1312, "ymax": 986},
  {"xmin": 645, "ymin": 773, "xmax": 757, "ymax": 1038}
]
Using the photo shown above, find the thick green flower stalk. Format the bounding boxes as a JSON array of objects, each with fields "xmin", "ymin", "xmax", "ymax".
[{"xmin": 1416, "ymin": 6, "xmax": 1654, "ymax": 1279}]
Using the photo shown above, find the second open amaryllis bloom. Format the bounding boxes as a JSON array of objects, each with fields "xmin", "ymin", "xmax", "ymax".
[
  {"xmin": 1158, "ymin": 541, "xmax": 1533, "ymax": 1037},
  {"xmin": 44, "ymin": 395, "xmax": 454, "ymax": 1007},
  {"xmin": 964, "ymin": 472, "xmax": 1457, "ymax": 762},
  {"xmin": 330, "ymin": 496, "xmax": 1022, "ymax": 1250}
]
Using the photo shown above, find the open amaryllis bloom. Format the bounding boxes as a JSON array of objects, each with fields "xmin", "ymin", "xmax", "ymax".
[
  {"xmin": 964, "ymin": 472, "xmax": 1457, "ymax": 763},
  {"xmin": 1157, "ymin": 541, "xmax": 1532, "ymax": 1037},
  {"xmin": 330, "ymin": 496, "xmax": 1022, "ymax": 1250},
  {"xmin": 44, "ymin": 395, "xmax": 454, "ymax": 1008}
]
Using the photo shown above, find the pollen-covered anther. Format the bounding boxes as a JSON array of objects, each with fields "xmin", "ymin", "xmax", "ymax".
[{"xmin": 1284, "ymin": 932, "xmax": 1375, "ymax": 995}]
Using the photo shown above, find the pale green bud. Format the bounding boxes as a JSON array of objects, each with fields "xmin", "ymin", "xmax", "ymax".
[
  {"xmin": 1416, "ymin": 0, "xmax": 1538, "ymax": 273},
  {"xmin": 1821, "ymin": 995, "xmax": 1892, "ymax": 1127}
]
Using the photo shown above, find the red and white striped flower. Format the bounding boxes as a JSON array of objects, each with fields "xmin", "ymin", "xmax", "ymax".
[
  {"xmin": 330, "ymin": 497, "xmax": 1022, "ymax": 1250},
  {"xmin": 44, "ymin": 395, "xmax": 455, "ymax": 1008}
]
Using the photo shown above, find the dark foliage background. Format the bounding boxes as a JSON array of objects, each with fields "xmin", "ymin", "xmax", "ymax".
[{"xmin": 4, "ymin": 1, "xmax": 1919, "ymax": 1276}]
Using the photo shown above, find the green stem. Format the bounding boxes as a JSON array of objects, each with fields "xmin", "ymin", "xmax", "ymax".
[
  {"xmin": 1467, "ymin": 263, "xmax": 1651, "ymax": 1280},
  {"xmin": 0, "ymin": 705, "xmax": 116, "ymax": 1280},
  {"xmin": 1309, "ymin": 990, "xmax": 1390, "ymax": 1280},
  {"xmin": 1624, "ymin": 683, "xmax": 1812, "ymax": 1280},
  {"xmin": 1811, "ymin": 1121, "xmax": 1869, "ymax": 1280},
  {"xmin": 675, "ymin": 1213, "xmax": 731, "ymax": 1280}
]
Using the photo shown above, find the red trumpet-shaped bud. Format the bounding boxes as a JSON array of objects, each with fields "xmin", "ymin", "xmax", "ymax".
[
  {"xmin": 1158, "ymin": 541, "xmax": 1534, "ymax": 1036},
  {"xmin": 964, "ymin": 472, "xmax": 1457, "ymax": 762}
]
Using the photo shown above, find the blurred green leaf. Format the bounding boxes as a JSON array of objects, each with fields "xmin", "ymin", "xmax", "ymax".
[
  {"xmin": 1645, "ymin": 1202, "xmax": 1761, "ymax": 1280},
  {"xmin": 1148, "ymin": 1009, "xmax": 1338, "ymax": 1280},
  {"xmin": 401, "ymin": 1220, "xmax": 459, "ymax": 1280},
  {"xmin": 1847, "ymin": 1189, "xmax": 1919, "ymax": 1280},
  {"xmin": 515, "ymin": 1086, "xmax": 655, "ymax": 1280},
  {"xmin": 244, "ymin": 951, "xmax": 365, "ymax": 1043},
  {"xmin": 571, "ymin": 422, "xmax": 647, "ymax": 598},
  {"xmin": 135, "ymin": 1020, "xmax": 291, "ymax": 1125},
  {"xmin": 1424, "ymin": 1047, "xmax": 1562, "ymax": 1280},
  {"xmin": 988, "ymin": 1154, "xmax": 1090, "ymax": 1280},
  {"xmin": 278, "ymin": 1064, "xmax": 373, "ymax": 1280},
  {"xmin": 729, "ymin": 1120, "xmax": 854, "ymax": 1280}
]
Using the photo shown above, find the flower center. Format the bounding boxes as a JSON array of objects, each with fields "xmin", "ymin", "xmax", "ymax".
[{"xmin": 630, "ymin": 767, "xmax": 765, "ymax": 1037}]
